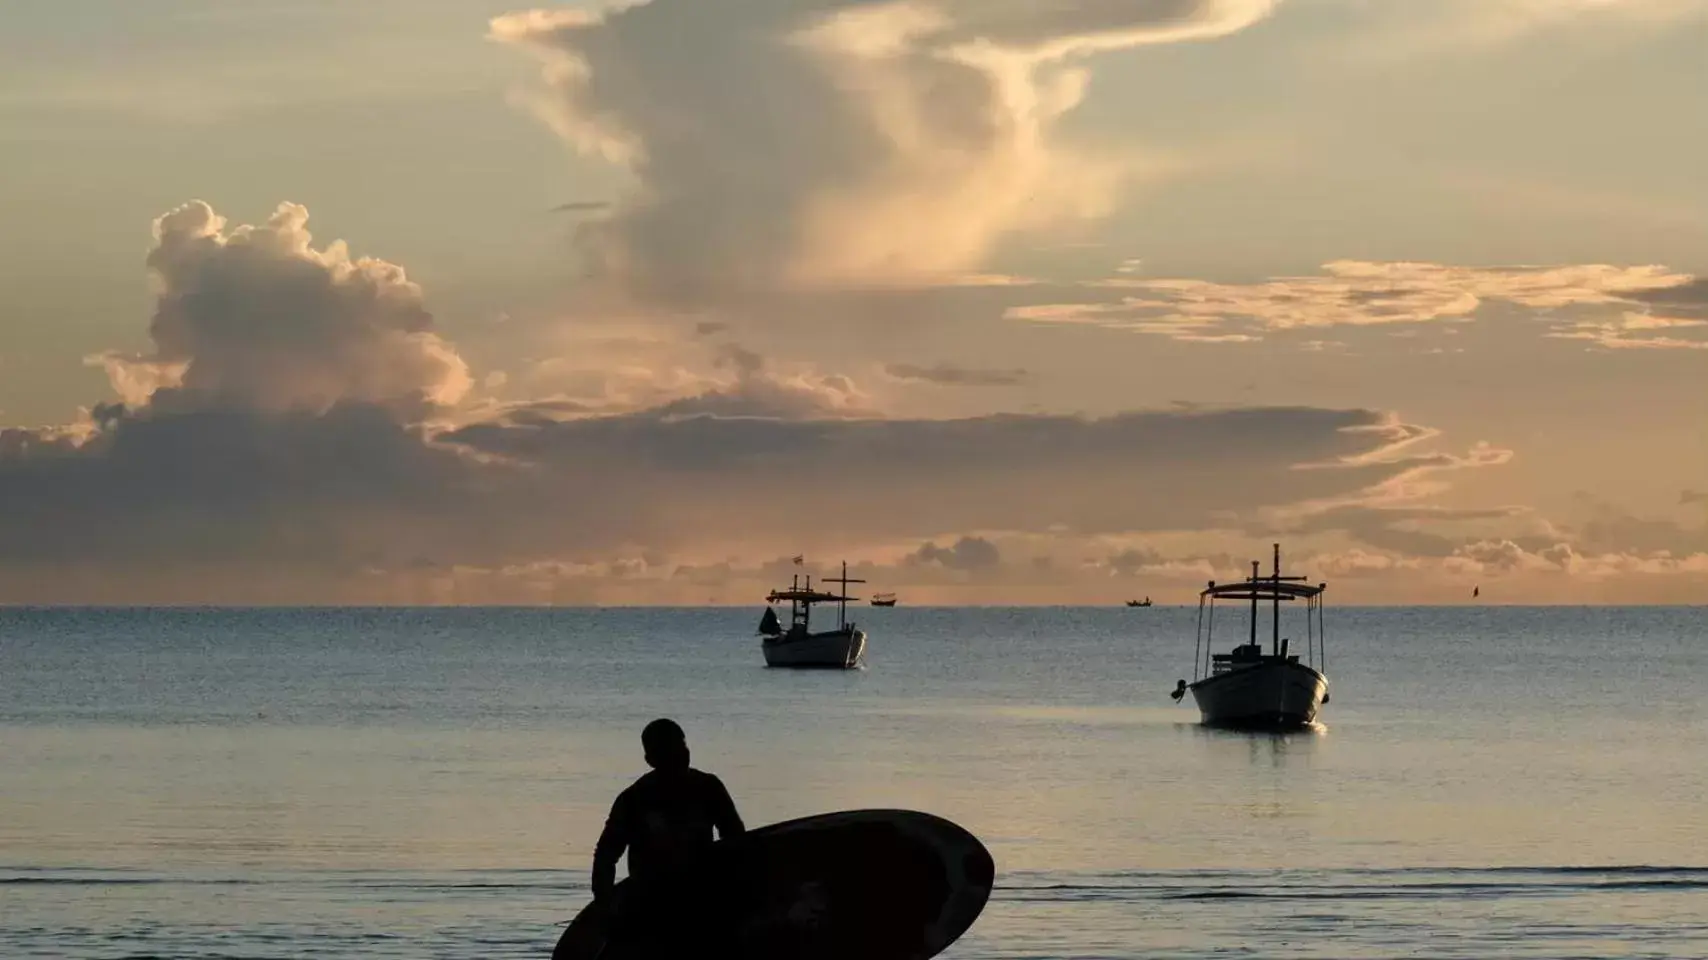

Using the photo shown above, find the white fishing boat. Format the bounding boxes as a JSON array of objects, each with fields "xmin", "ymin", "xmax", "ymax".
[
  {"xmin": 1170, "ymin": 544, "xmax": 1330, "ymax": 729},
  {"xmin": 758, "ymin": 561, "xmax": 867, "ymax": 669}
]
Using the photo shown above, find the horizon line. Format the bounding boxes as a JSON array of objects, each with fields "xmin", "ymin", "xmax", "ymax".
[{"xmin": 0, "ymin": 602, "xmax": 1701, "ymax": 610}]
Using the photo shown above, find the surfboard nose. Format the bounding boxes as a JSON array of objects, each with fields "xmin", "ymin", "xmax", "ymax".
[{"xmin": 963, "ymin": 848, "xmax": 995, "ymax": 892}]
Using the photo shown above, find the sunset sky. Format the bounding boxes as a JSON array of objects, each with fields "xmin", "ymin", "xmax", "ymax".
[{"xmin": 1, "ymin": 0, "xmax": 1704, "ymax": 604}]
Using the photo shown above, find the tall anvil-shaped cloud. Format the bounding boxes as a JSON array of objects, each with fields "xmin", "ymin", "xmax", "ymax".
[{"xmin": 493, "ymin": 0, "xmax": 1278, "ymax": 298}]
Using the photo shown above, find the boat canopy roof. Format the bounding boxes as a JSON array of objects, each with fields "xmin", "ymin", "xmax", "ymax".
[
  {"xmin": 1201, "ymin": 579, "xmax": 1325, "ymax": 601},
  {"xmin": 768, "ymin": 589, "xmax": 851, "ymax": 604}
]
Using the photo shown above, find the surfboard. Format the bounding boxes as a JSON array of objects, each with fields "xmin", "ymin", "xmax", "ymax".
[{"xmin": 552, "ymin": 808, "xmax": 994, "ymax": 960}]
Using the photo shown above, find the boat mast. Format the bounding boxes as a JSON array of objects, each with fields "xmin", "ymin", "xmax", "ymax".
[
  {"xmin": 1272, "ymin": 543, "xmax": 1281, "ymax": 657},
  {"xmin": 823, "ymin": 560, "xmax": 865, "ymax": 631},
  {"xmin": 1248, "ymin": 560, "xmax": 1259, "ymax": 650}
]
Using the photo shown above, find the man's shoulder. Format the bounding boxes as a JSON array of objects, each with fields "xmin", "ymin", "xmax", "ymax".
[
  {"xmin": 620, "ymin": 767, "xmax": 728, "ymax": 801},
  {"xmin": 614, "ymin": 771, "xmax": 660, "ymax": 803},
  {"xmin": 622, "ymin": 767, "xmax": 722, "ymax": 792},
  {"xmin": 686, "ymin": 767, "xmax": 728, "ymax": 789}
]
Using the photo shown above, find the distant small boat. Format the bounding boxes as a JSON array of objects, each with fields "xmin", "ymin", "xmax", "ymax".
[
  {"xmin": 758, "ymin": 561, "xmax": 867, "ymax": 669},
  {"xmin": 871, "ymin": 593, "xmax": 897, "ymax": 607},
  {"xmin": 1126, "ymin": 597, "xmax": 1153, "ymax": 608},
  {"xmin": 1170, "ymin": 544, "xmax": 1329, "ymax": 730}
]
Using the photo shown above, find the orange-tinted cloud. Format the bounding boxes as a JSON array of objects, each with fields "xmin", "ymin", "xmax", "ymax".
[
  {"xmin": 89, "ymin": 200, "xmax": 471, "ymax": 416},
  {"xmin": 492, "ymin": 0, "xmax": 1276, "ymax": 298},
  {"xmin": 3, "ymin": 201, "xmax": 1699, "ymax": 604},
  {"xmin": 0, "ymin": 203, "xmax": 1496, "ymax": 600},
  {"xmin": 885, "ymin": 363, "xmax": 1031, "ymax": 387},
  {"xmin": 1009, "ymin": 260, "xmax": 1704, "ymax": 347}
]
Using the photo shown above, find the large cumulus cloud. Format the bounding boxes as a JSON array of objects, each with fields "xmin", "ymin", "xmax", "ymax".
[
  {"xmin": 2, "ymin": 200, "xmax": 488, "ymax": 591},
  {"xmin": 492, "ymin": 0, "xmax": 1277, "ymax": 298},
  {"xmin": 491, "ymin": 0, "xmax": 1708, "ymax": 304},
  {"xmin": 93, "ymin": 200, "xmax": 472, "ymax": 416}
]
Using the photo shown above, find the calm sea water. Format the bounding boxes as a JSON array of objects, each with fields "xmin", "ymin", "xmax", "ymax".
[{"xmin": 3, "ymin": 605, "xmax": 1705, "ymax": 959}]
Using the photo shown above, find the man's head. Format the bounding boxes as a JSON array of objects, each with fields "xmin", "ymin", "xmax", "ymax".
[{"xmin": 642, "ymin": 718, "xmax": 690, "ymax": 770}]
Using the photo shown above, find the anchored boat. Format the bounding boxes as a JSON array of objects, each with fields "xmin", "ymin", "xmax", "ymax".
[
  {"xmin": 758, "ymin": 561, "xmax": 867, "ymax": 669},
  {"xmin": 1170, "ymin": 544, "xmax": 1329, "ymax": 729}
]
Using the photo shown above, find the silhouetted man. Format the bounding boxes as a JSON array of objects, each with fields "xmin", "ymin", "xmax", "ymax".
[{"xmin": 587, "ymin": 719, "xmax": 745, "ymax": 956}]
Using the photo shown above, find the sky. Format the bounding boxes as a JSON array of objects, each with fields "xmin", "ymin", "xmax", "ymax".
[{"xmin": 0, "ymin": 0, "xmax": 1704, "ymax": 605}]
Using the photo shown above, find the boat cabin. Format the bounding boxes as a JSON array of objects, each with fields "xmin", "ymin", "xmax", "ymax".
[
  {"xmin": 760, "ymin": 562, "xmax": 864, "ymax": 640},
  {"xmin": 1190, "ymin": 546, "xmax": 1328, "ymax": 683}
]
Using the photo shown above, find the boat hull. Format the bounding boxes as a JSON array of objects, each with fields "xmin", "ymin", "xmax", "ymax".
[
  {"xmin": 1189, "ymin": 660, "xmax": 1326, "ymax": 729},
  {"xmin": 762, "ymin": 628, "xmax": 867, "ymax": 669}
]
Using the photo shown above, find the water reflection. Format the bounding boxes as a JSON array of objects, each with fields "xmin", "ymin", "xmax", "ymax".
[{"xmin": 1173, "ymin": 720, "xmax": 1326, "ymax": 769}]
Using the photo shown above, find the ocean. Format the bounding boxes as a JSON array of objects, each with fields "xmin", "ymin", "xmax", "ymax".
[{"xmin": 3, "ymin": 605, "xmax": 1705, "ymax": 959}]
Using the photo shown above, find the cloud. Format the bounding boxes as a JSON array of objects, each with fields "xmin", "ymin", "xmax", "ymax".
[
  {"xmin": 1008, "ymin": 260, "xmax": 1702, "ymax": 345},
  {"xmin": 1251, "ymin": 540, "xmax": 1708, "ymax": 603},
  {"xmin": 1251, "ymin": 501, "xmax": 1530, "ymax": 560},
  {"xmin": 667, "ymin": 531, "xmax": 1708, "ymax": 604},
  {"xmin": 9, "ymin": 383, "xmax": 1702, "ymax": 602},
  {"xmin": 477, "ymin": 328, "xmax": 875, "ymax": 421},
  {"xmin": 492, "ymin": 0, "xmax": 1277, "ymax": 299},
  {"xmin": 468, "ymin": 541, "xmax": 1083, "ymax": 605},
  {"xmin": 91, "ymin": 201, "xmax": 472, "ymax": 416},
  {"xmin": 1266, "ymin": 493, "xmax": 1708, "ymax": 599},
  {"xmin": 551, "ymin": 200, "xmax": 613, "ymax": 214},
  {"xmin": 8, "ymin": 200, "xmax": 1505, "ymax": 603},
  {"xmin": 19, "ymin": 200, "xmax": 1703, "ymax": 603},
  {"xmin": 884, "ymin": 362, "xmax": 1031, "ymax": 387},
  {"xmin": 2, "ymin": 390, "xmax": 1490, "ymax": 602},
  {"xmin": 1547, "ymin": 312, "xmax": 1708, "ymax": 350},
  {"xmin": 1444, "ymin": 539, "xmax": 1708, "ymax": 580},
  {"xmin": 1491, "ymin": 0, "xmax": 1708, "ymax": 23},
  {"xmin": 906, "ymin": 536, "xmax": 1001, "ymax": 572},
  {"xmin": 0, "ymin": 402, "xmax": 483, "ymax": 572},
  {"xmin": 1574, "ymin": 279, "xmax": 1708, "ymax": 346},
  {"xmin": 1103, "ymin": 546, "xmax": 1166, "ymax": 576},
  {"xmin": 428, "ymin": 403, "xmax": 1504, "ymax": 572},
  {"xmin": 647, "ymin": 372, "xmax": 872, "ymax": 420},
  {"xmin": 1342, "ymin": 0, "xmax": 1708, "ymax": 56},
  {"xmin": 624, "ymin": 342, "xmax": 874, "ymax": 419},
  {"xmin": 1572, "ymin": 499, "xmax": 1708, "ymax": 557}
]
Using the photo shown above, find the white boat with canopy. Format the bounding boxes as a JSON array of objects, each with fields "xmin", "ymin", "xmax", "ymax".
[{"xmin": 1170, "ymin": 544, "xmax": 1329, "ymax": 729}]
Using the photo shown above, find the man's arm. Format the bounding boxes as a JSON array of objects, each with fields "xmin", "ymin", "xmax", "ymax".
[
  {"xmin": 709, "ymin": 776, "xmax": 746, "ymax": 840},
  {"xmin": 590, "ymin": 796, "xmax": 628, "ymax": 900}
]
